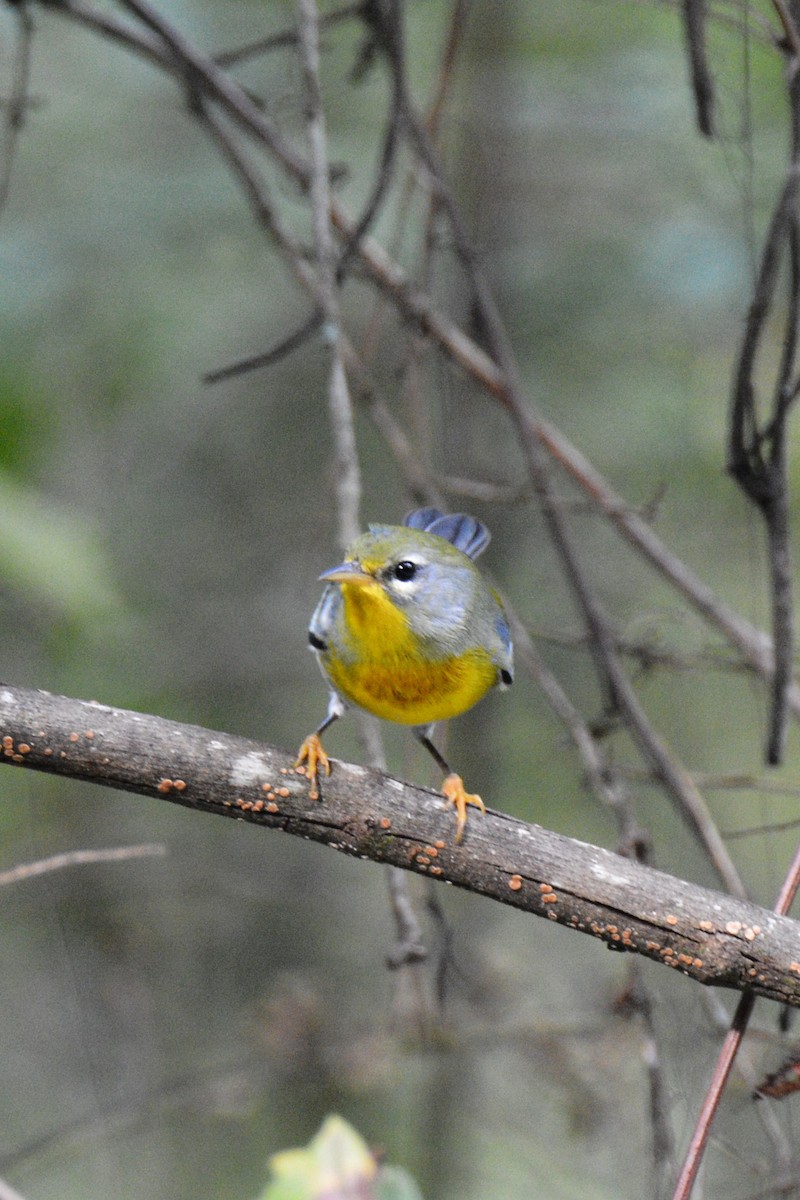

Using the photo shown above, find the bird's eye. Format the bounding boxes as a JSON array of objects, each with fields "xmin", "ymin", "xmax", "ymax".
[{"xmin": 392, "ymin": 560, "xmax": 418, "ymax": 582}]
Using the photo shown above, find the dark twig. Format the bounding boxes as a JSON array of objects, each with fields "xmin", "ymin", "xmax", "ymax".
[
  {"xmin": 682, "ymin": 0, "xmax": 715, "ymax": 137},
  {"xmin": 214, "ymin": 3, "xmax": 365, "ymax": 67},
  {"xmin": 728, "ymin": 164, "xmax": 800, "ymax": 766},
  {"xmin": 203, "ymin": 310, "xmax": 323, "ymax": 384},
  {"xmin": 0, "ymin": 1, "xmax": 35, "ymax": 213}
]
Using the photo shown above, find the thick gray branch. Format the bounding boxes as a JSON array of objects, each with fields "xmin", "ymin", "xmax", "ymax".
[{"xmin": 1, "ymin": 683, "xmax": 799, "ymax": 1006}]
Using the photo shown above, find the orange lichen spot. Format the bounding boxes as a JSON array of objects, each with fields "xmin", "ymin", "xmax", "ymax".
[
  {"xmin": 11, "ymin": 753, "xmax": 23, "ymax": 763},
  {"xmin": 748, "ymin": 968, "xmax": 758, "ymax": 978},
  {"xmin": 743, "ymin": 927, "xmax": 758, "ymax": 942},
  {"xmin": 435, "ymin": 840, "xmax": 445, "ymax": 850},
  {"xmin": 725, "ymin": 921, "xmax": 742, "ymax": 936},
  {"xmin": 17, "ymin": 743, "xmax": 30, "ymax": 754},
  {"xmin": 43, "ymin": 747, "xmax": 53, "ymax": 756},
  {"xmin": 646, "ymin": 941, "xmax": 660, "ymax": 952},
  {"xmin": 416, "ymin": 855, "xmax": 431, "ymax": 866},
  {"xmin": 425, "ymin": 846, "xmax": 438, "ymax": 858},
  {"xmin": 276, "ymin": 787, "xmax": 290, "ymax": 798},
  {"xmin": 157, "ymin": 778, "xmax": 173, "ymax": 793},
  {"xmin": 693, "ymin": 958, "xmax": 703, "ymax": 969},
  {"xmin": 294, "ymin": 765, "xmax": 307, "ymax": 776},
  {"xmin": 85, "ymin": 730, "xmax": 94, "ymax": 740},
  {"xmin": 661, "ymin": 946, "xmax": 674, "ymax": 957},
  {"xmin": 173, "ymin": 779, "xmax": 186, "ymax": 792},
  {"xmin": 677, "ymin": 953, "xmax": 693, "ymax": 966},
  {"xmin": 508, "ymin": 875, "xmax": 523, "ymax": 892},
  {"xmin": 430, "ymin": 865, "xmax": 443, "ymax": 876},
  {"xmin": 790, "ymin": 963, "xmax": 800, "ymax": 975},
  {"xmin": 543, "ymin": 893, "xmax": 557, "ymax": 904},
  {"xmin": 261, "ymin": 782, "xmax": 273, "ymax": 792},
  {"xmin": 379, "ymin": 817, "xmax": 392, "ymax": 830},
  {"xmin": 538, "ymin": 882, "xmax": 552, "ymax": 893},
  {"xmin": 607, "ymin": 924, "xmax": 618, "ymax": 935},
  {"xmin": 665, "ymin": 914, "xmax": 678, "ymax": 926},
  {"xmin": 266, "ymin": 801, "xmax": 279, "ymax": 813},
  {"xmin": 2, "ymin": 736, "xmax": 12, "ymax": 750},
  {"xmin": 697, "ymin": 919, "xmax": 714, "ymax": 932},
  {"xmin": 279, "ymin": 767, "xmax": 288, "ymax": 774},
  {"xmin": 253, "ymin": 799, "xmax": 265, "ymax": 812},
  {"xmin": 69, "ymin": 732, "xmax": 79, "ymax": 743}
]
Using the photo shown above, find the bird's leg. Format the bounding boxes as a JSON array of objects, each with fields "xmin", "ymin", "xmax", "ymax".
[
  {"xmin": 414, "ymin": 728, "xmax": 485, "ymax": 844},
  {"xmin": 295, "ymin": 694, "xmax": 344, "ymax": 799}
]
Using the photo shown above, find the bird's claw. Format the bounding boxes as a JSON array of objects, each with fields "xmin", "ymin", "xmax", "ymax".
[
  {"xmin": 441, "ymin": 773, "xmax": 485, "ymax": 843},
  {"xmin": 294, "ymin": 733, "xmax": 331, "ymax": 800}
]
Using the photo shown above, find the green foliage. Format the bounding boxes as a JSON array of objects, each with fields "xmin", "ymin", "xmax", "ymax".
[
  {"xmin": 257, "ymin": 1116, "xmax": 424, "ymax": 1200},
  {"xmin": 0, "ymin": 473, "xmax": 123, "ymax": 622}
]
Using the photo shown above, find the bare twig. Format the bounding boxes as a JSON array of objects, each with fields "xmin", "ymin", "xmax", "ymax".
[
  {"xmin": 298, "ymin": 0, "xmax": 360, "ymax": 549},
  {"xmin": 0, "ymin": 1176, "xmax": 28, "ymax": 1200},
  {"xmin": 671, "ymin": 837, "xmax": 800, "ymax": 1200},
  {"xmin": 203, "ymin": 311, "xmax": 323, "ymax": 384},
  {"xmin": 729, "ymin": 165, "xmax": 800, "ymax": 766},
  {"xmin": 0, "ymin": 844, "xmax": 166, "ymax": 887},
  {"xmin": 214, "ymin": 3, "xmax": 365, "ymax": 67},
  {"xmin": 0, "ymin": 1, "xmax": 35, "ymax": 213},
  {"xmin": 682, "ymin": 0, "xmax": 715, "ymax": 137}
]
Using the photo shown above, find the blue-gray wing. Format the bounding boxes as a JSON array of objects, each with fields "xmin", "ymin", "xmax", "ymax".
[
  {"xmin": 308, "ymin": 585, "xmax": 340, "ymax": 651},
  {"xmin": 403, "ymin": 508, "xmax": 491, "ymax": 560},
  {"xmin": 494, "ymin": 607, "xmax": 514, "ymax": 687}
]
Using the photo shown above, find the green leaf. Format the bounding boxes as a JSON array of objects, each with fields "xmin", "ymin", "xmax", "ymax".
[{"xmin": 0, "ymin": 476, "xmax": 123, "ymax": 622}]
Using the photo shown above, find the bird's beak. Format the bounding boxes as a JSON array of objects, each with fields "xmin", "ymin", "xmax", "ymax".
[{"xmin": 318, "ymin": 561, "xmax": 374, "ymax": 587}]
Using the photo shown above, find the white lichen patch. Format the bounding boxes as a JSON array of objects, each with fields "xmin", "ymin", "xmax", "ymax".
[{"xmin": 230, "ymin": 751, "xmax": 269, "ymax": 788}]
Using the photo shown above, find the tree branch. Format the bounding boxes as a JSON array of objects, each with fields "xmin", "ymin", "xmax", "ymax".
[{"xmin": 1, "ymin": 682, "xmax": 800, "ymax": 1006}]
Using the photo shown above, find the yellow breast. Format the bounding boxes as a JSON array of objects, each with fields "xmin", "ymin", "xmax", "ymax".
[{"xmin": 323, "ymin": 580, "xmax": 496, "ymax": 726}]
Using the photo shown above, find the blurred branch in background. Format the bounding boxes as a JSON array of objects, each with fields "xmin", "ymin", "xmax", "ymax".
[{"xmin": 2, "ymin": 681, "xmax": 800, "ymax": 1006}]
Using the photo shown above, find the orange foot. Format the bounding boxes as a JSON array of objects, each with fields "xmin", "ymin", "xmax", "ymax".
[
  {"xmin": 294, "ymin": 733, "xmax": 331, "ymax": 800},
  {"xmin": 442, "ymin": 773, "xmax": 485, "ymax": 844}
]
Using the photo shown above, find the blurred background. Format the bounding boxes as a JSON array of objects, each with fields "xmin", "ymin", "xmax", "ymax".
[{"xmin": 1, "ymin": 1, "xmax": 799, "ymax": 1197}]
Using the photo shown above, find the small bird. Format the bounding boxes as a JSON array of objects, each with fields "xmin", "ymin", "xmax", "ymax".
[{"xmin": 295, "ymin": 507, "xmax": 513, "ymax": 842}]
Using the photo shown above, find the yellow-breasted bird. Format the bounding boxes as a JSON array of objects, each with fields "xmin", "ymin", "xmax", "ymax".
[{"xmin": 295, "ymin": 507, "xmax": 513, "ymax": 842}]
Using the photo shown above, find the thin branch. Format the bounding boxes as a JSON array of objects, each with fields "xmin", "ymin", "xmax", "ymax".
[
  {"xmin": 0, "ymin": 843, "xmax": 166, "ymax": 886},
  {"xmin": 1, "ymin": 684, "xmax": 800, "ymax": 1007},
  {"xmin": 0, "ymin": 1, "xmax": 35, "ymax": 214},
  {"xmin": 203, "ymin": 310, "xmax": 323, "ymax": 384},
  {"xmin": 671, "ymin": 836, "xmax": 800, "ymax": 1200},
  {"xmin": 214, "ymin": 3, "xmax": 365, "ymax": 67},
  {"xmin": 0, "ymin": 1177, "xmax": 28, "ymax": 1200},
  {"xmin": 298, "ymin": 0, "xmax": 361, "ymax": 549},
  {"xmin": 682, "ymin": 0, "xmax": 715, "ymax": 137}
]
